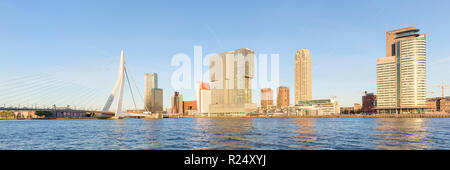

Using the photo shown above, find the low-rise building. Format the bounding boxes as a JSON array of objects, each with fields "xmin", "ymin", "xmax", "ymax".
[
  {"xmin": 295, "ymin": 99, "xmax": 340, "ymax": 116},
  {"xmin": 126, "ymin": 109, "xmax": 146, "ymax": 114},
  {"xmin": 183, "ymin": 101, "xmax": 197, "ymax": 115},
  {"xmin": 340, "ymin": 103, "xmax": 362, "ymax": 114},
  {"xmin": 362, "ymin": 91, "xmax": 377, "ymax": 113},
  {"xmin": 442, "ymin": 98, "xmax": 450, "ymax": 113},
  {"xmin": 426, "ymin": 97, "xmax": 450, "ymax": 113}
]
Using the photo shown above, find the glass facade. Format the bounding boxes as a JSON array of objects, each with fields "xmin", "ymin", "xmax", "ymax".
[
  {"xmin": 399, "ymin": 36, "xmax": 426, "ymax": 107},
  {"xmin": 377, "ymin": 29, "xmax": 426, "ymax": 114},
  {"xmin": 377, "ymin": 59, "xmax": 397, "ymax": 107}
]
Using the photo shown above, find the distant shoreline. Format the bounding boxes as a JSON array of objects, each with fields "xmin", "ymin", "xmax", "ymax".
[
  {"xmin": 1, "ymin": 113, "xmax": 450, "ymax": 120},
  {"xmin": 174, "ymin": 113, "xmax": 450, "ymax": 119}
]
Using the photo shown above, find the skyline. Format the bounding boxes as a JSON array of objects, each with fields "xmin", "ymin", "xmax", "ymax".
[{"xmin": 1, "ymin": 0, "xmax": 450, "ymax": 109}]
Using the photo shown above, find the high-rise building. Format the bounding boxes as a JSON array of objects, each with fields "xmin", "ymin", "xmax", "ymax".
[
  {"xmin": 295, "ymin": 49, "xmax": 312, "ymax": 104},
  {"xmin": 260, "ymin": 88, "xmax": 273, "ymax": 109},
  {"xmin": 376, "ymin": 27, "xmax": 426, "ymax": 114},
  {"xmin": 208, "ymin": 48, "xmax": 257, "ymax": 114},
  {"xmin": 144, "ymin": 73, "xmax": 163, "ymax": 113},
  {"xmin": 171, "ymin": 91, "xmax": 183, "ymax": 114},
  {"xmin": 195, "ymin": 82, "xmax": 211, "ymax": 113},
  {"xmin": 151, "ymin": 89, "xmax": 163, "ymax": 112},
  {"xmin": 277, "ymin": 86, "xmax": 290, "ymax": 109}
]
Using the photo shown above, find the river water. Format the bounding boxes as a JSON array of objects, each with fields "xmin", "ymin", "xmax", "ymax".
[{"xmin": 0, "ymin": 118, "xmax": 449, "ymax": 150}]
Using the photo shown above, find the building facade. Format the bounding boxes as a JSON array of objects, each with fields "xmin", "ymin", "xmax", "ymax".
[
  {"xmin": 195, "ymin": 82, "xmax": 211, "ymax": 113},
  {"xmin": 376, "ymin": 27, "xmax": 426, "ymax": 114},
  {"xmin": 295, "ymin": 99, "xmax": 340, "ymax": 116},
  {"xmin": 183, "ymin": 101, "xmax": 197, "ymax": 115},
  {"xmin": 277, "ymin": 86, "xmax": 290, "ymax": 109},
  {"xmin": 144, "ymin": 73, "xmax": 163, "ymax": 113},
  {"xmin": 362, "ymin": 91, "xmax": 377, "ymax": 113},
  {"xmin": 442, "ymin": 98, "xmax": 450, "ymax": 113},
  {"xmin": 171, "ymin": 91, "xmax": 183, "ymax": 114},
  {"xmin": 260, "ymin": 88, "xmax": 273, "ymax": 109},
  {"xmin": 151, "ymin": 89, "xmax": 163, "ymax": 112},
  {"xmin": 295, "ymin": 49, "xmax": 312, "ymax": 104},
  {"xmin": 354, "ymin": 103, "xmax": 362, "ymax": 112},
  {"xmin": 208, "ymin": 48, "xmax": 256, "ymax": 114},
  {"xmin": 426, "ymin": 97, "xmax": 450, "ymax": 113}
]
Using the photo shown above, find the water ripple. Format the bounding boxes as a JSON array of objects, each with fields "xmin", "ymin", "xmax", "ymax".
[{"xmin": 0, "ymin": 118, "xmax": 449, "ymax": 150}]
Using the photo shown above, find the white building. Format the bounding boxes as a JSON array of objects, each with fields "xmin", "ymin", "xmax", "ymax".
[
  {"xmin": 376, "ymin": 27, "xmax": 426, "ymax": 114},
  {"xmin": 195, "ymin": 82, "xmax": 211, "ymax": 113}
]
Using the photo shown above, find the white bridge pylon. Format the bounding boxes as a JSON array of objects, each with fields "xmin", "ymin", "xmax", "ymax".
[
  {"xmin": 102, "ymin": 50, "xmax": 126, "ymax": 117},
  {"xmin": 103, "ymin": 50, "xmax": 150, "ymax": 118},
  {"xmin": 103, "ymin": 50, "xmax": 153, "ymax": 117}
]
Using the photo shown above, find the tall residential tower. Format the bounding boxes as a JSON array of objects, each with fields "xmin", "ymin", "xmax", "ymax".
[
  {"xmin": 144, "ymin": 73, "xmax": 163, "ymax": 113},
  {"xmin": 277, "ymin": 86, "xmax": 290, "ymax": 109},
  {"xmin": 208, "ymin": 48, "xmax": 257, "ymax": 114},
  {"xmin": 171, "ymin": 91, "xmax": 183, "ymax": 114},
  {"xmin": 376, "ymin": 27, "xmax": 426, "ymax": 114},
  {"xmin": 295, "ymin": 49, "xmax": 312, "ymax": 104}
]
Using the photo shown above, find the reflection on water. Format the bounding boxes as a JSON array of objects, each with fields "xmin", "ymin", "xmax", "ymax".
[
  {"xmin": 194, "ymin": 118, "xmax": 253, "ymax": 149},
  {"xmin": 293, "ymin": 118, "xmax": 317, "ymax": 149},
  {"xmin": 375, "ymin": 118, "xmax": 430, "ymax": 150},
  {"xmin": 0, "ymin": 118, "xmax": 449, "ymax": 150},
  {"xmin": 109, "ymin": 120, "xmax": 128, "ymax": 149}
]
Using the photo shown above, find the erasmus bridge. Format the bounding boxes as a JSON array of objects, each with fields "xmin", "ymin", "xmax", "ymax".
[
  {"xmin": 98, "ymin": 50, "xmax": 152, "ymax": 119},
  {"xmin": 0, "ymin": 50, "xmax": 153, "ymax": 119}
]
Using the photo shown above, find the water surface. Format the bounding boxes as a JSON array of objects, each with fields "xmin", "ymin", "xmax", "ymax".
[{"xmin": 0, "ymin": 118, "xmax": 449, "ymax": 150}]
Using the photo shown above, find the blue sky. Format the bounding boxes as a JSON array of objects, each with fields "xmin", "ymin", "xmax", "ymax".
[{"xmin": 1, "ymin": 0, "xmax": 450, "ymax": 109}]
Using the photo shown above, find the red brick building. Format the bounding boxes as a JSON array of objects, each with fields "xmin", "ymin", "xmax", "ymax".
[
  {"xmin": 426, "ymin": 97, "xmax": 450, "ymax": 113},
  {"xmin": 362, "ymin": 91, "xmax": 377, "ymax": 113},
  {"xmin": 183, "ymin": 101, "xmax": 197, "ymax": 115}
]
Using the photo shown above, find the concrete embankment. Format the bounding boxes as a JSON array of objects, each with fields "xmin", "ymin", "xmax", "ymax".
[
  {"xmin": 295, "ymin": 114, "xmax": 450, "ymax": 118},
  {"xmin": 2, "ymin": 114, "xmax": 450, "ymax": 120},
  {"xmin": 172, "ymin": 113, "xmax": 450, "ymax": 119},
  {"xmin": 0, "ymin": 117, "xmax": 95, "ymax": 120},
  {"xmin": 55, "ymin": 117, "xmax": 96, "ymax": 119}
]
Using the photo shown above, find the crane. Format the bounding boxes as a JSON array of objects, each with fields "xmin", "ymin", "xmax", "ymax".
[{"xmin": 429, "ymin": 82, "xmax": 450, "ymax": 98}]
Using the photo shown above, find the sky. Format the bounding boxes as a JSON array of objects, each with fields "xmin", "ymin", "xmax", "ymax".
[{"xmin": 1, "ymin": 0, "xmax": 450, "ymax": 110}]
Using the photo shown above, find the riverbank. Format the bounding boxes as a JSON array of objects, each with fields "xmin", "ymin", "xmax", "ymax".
[
  {"xmin": 159, "ymin": 113, "xmax": 450, "ymax": 119},
  {"xmin": 0, "ymin": 117, "xmax": 95, "ymax": 120},
  {"xmin": 2, "ymin": 113, "xmax": 450, "ymax": 120},
  {"xmin": 2, "ymin": 117, "xmax": 449, "ymax": 150}
]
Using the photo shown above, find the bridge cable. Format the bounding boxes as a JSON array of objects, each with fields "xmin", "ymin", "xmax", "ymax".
[
  {"xmin": 124, "ymin": 65, "xmax": 150, "ymax": 112},
  {"xmin": 124, "ymin": 67, "xmax": 138, "ymax": 111}
]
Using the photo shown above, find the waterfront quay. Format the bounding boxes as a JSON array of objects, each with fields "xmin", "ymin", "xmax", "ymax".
[
  {"xmin": 142, "ymin": 113, "xmax": 450, "ymax": 119},
  {"xmin": 0, "ymin": 107, "xmax": 96, "ymax": 120},
  {"xmin": 2, "ymin": 107, "xmax": 450, "ymax": 120}
]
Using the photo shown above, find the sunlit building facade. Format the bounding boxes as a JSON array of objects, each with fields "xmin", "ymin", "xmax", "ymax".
[
  {"xmin": 171, "ymin": 91, "xmax": 183, "ymax": 114},
  {"xmin": 295, "ymin": 49, "xmax": 312, "ymax": 104},
  {"xmin": 144, "ymin": 73, "xmax": 163, "ymax": 113},
  {"xmin": 295, "ymin": 99, "xmax": 340, "ymax": 116},
  {"xmin": 376, "ymin": 27, "xmax": 426, "ymax": 114},
  {"xmin": 195, "ymin": 82, "xmax": 211, "ymax": 113},
  {"xmin": 261, "ymin": 88, "xmax": 274, "ymax": 109},
  {"xmin": 362, "ymin": 91, "xmax": 377, "ymax": 113},
  {"xmin": 277, "ymin": 86, "xmax": 290, "ymax": 109},
  {"xmin": 208, "ymin": 48, "xmax": 257, "ymax": 115}
]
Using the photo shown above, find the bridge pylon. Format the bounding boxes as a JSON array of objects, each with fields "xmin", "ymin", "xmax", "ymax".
[{"xmin": 102, "ymin": 50, "xmax": 126, "ymax": 117}]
